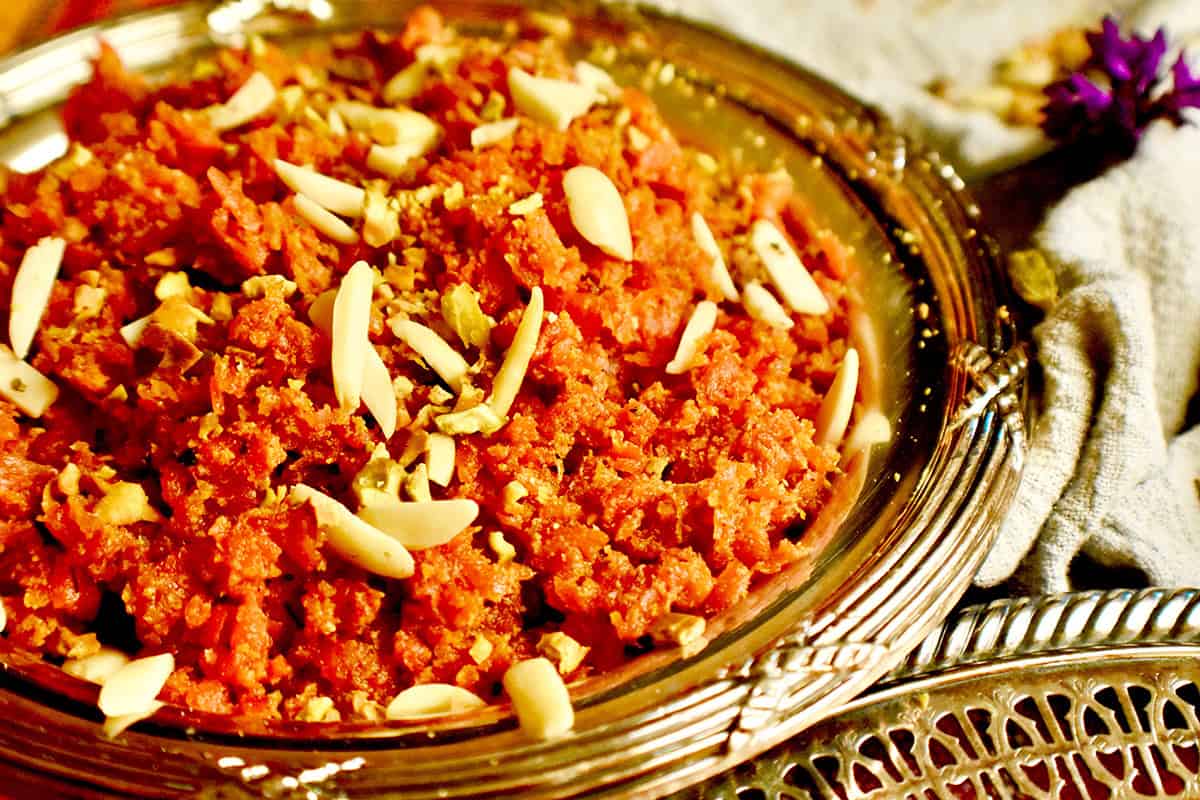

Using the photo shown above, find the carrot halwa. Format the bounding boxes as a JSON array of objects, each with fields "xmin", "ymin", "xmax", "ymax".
[{"xmin": 0, "ymin": 8, "xmax": 857, "ymax": 725}]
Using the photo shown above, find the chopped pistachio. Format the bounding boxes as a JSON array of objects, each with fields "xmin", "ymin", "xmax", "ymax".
[
  {"xmin": 434, "ymin": 403, "xmax": 505, "ymax": 436},
  {"xmin": 95, "ymin": 482, "xmax": 159, "ymax": 526},
  {"xmin": 440, "ymin": 283, "xmax": 493, "ymax": 351}
]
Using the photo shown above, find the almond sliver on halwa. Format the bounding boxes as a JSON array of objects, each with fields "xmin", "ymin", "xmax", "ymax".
[
  {"xmin": 751, "ymin": 219, "xmax": 830, "ymax": 315},
  {"xmin": 382, "ymin": 61, "xmax": 430, "ymax": 105},
  {"xmin": 331, "ymin": 261, "xmax": 375, "ymax": 411},
  {"xmin": 691, "ymin": 213, "xmax": 738, "ymax": 301},
  {"xmin": 425, "ymin": 432, "xmax": 455, "ymax": 486},
  {"xmin": 666, "ymin": 300, "xmax": 718, "ymax": 375},
  {"xmin": 356, "ymin": 493, "xmax": 478, "ymax": 550},
  {"xmin": 503, "ymin": 657, "xmax": 573, "ymax": 740},
  {"xmin": 842, "ymin": 407, "xmax": 892, "ymax": 459},
  {"xmin": 573, "ymin": 61, "xmax": 620, "ymax": 100},
  {"xmin": 385, "ymin": 684, "xmax": 485, "ymax": 719},
  {"xmin": 0, "ymin": 346, "xmax": 58, "ymax": 417},
  {"xmin": 389, "ymin": 319, "xmax": 470, "ymax": 393},
  {"xmin": 292, "ymin": 484, "xmax": 415, "ymax": 579},
  {"xmin": 507, "ymin": 67, "xmax": 597, "ymax": 132},
  {"xmin": 741, "ymin": 281, "xmax": 794, "ymax": 330},
  {"xmin": 294, "ymin": 193, "xmax": 360, "ymax": 245},
  {"xmin": 9, "ymin": 236, "xmax": 65, "ymax": 360},
  {"xmin": 273, "ymin": 159, "xmax": 365, "ymax": 218},
  {"xmin": 488, "ymin": 286, "xmax": 544, "ymax": 418},
  {"xmin": 205, "ymin": 71, "xmax": 276, "ymax": 132},
  {"xmin": 815, "ymin": 347, "xmax": 859, "ymax": 446},
  {"xmin": 103, "ymin": 701, "xmax": 164, "ymax": 739},
  {"xmin": 361, "ymin": 351, "xmax": 399, "ymax": 439},
  {"xmin": 335, "ymin": 102, "xmax": 440, "ymax": 148},
  {"xmin": 119, "ymin": 315, "xmax": 152, "ymax": 347},
  {"xmin": 563, "ymin": 166, "xmax": 633, "ymax": 261},
  {"xmin": 63, "ymin": 646, "xmax": 130, "ymax": 685},
  {"xmin": 97, "ymin": 652, "xmax": 173, "ymax": 718},
  {"xmin": 470, "ymin": 117, "xmax": 519, "ymax": 149}
]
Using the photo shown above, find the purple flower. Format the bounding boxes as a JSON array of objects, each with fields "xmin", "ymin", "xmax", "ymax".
[
  {"xmin": 1042, "ymin": 73, "xmax": 1114, "ymax": 141},
  {"xmin": 1162, "ymin": 55, "xmax": 1200, "ymax": 120},
  {"xmin": 1085, "ymin": 17, "xmax": 1167, "ymax": 94}
]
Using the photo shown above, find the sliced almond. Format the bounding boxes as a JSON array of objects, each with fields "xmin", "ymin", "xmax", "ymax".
[
  {"xmin": 273, "ymin": 159, "xmax": 365, "ymax": 219},
  {"xmin": 405, "ymin": 463, "xmax": 433, "ymax": 503},
  {"xmin": 382, "ymin": 62, "xmax": 431, "ymax": 105},
  {"xmin": 206, "ymin": 71, "xmax": 276, "ymax": 132},
  {"xmin": 507, "ymin": 192, "xmax": 543, "ymax": 216},
  {"xmin": 842, "ymin": 407, "xmax": 892, "ymax": 458},
  {"xmin": 356, "ymin": 493, "xmax": 478, "ymax": 550},
  {"xmin": 815, "ymin": 347, "xmax": 859, "ymax": 446},
  {"xmin": 242, "ymin": 274, "xmax": 297, "ymax": 299},
  {"xmin": 154, "ymin": 272, "xmax": 191, "ymax": 302},
  {"xmin": 389, "ymin": 319, "xmax": 470, "ymax": 393},
  {"xmin": 425, "ymin": 432, "xmax": 455, "ymax": 487},
  {"xmin": 362, "ymin": 187, "xmax": 401, "ymax": 248},
  {"xmin": 434, "ymin": 403, "xmax": 505, "ymax": 436},
  {"xmin": 507, "ymin": 68, "xmax": 597, "ymax": 132},
  {"xmin": 331, "ymin": 261, "xmax": 375, "ymax": 411},
  {"xmin": 537, "ymin": 632, "xmax": 589, "ymax": 675},
  {"xmin": 63, "ymin": 646, "xmax": 130, "ymax": 685},
  {"xmin": 647, "ymin": 612, "xmax": 706, "ymax": 648},
  {"xmin": 487, "ymin": 287, "xmax": 544, "ymax": 418},
  {"xmin": 9, "ymin": 236, "xmax": 66, "ymax": 360},
  {"xmin": 292, "ymin": 483, "xmax": 415, "ymax": 579},
  {"xmin": 294, "ymin": 193, "xmax": 360, "ymax": 245},
  {"xmin": 665, "ymin": 300, "xmax": 717, "ymax": 375},
  {"xmin": 334, "ymin": 102, "xmax": 441, "ymax": 149},
  {"xmin": 503, "ymin": 657, "xmax": 573, "ymax": 740},
  {"xmin": 691, "ymin": 213, "xmax": 738, "ymax": 301},
  {"xmin": 563, "ymin": 166, "xmax": 632, "ymax": 261},
  {"xmin": 120, "ymin": 314, "xmax": 152, "ymax": 346},
  {"xmin": 326, "ymin": 107, "xmax": 347, "ymax": 137},
  {"xmin": 385, "ymin": 684, "xmax": 485, "ymax": 720},
  {"xmin": 97, "ymin": 652, "xmax": 173, "ymax": 718},
  {"xmin": 362, "ymin": 345, "xmax": 398, "ymax": 439},
  {"xmin": 573, "ymin": 61, "xmax": 620, "ymax": 100},
  {"xmin": 751, "ymin": 219, "xmax": 829, "ymax": 315},
  {"xmin": 0, "ymin": 346, "xmax": 58, "ymax": 417},
  {"xmin": 470, "ymin": 117, "xmax": 520, "ymax": 149},
  {"xmin": 103, "ymin": 702, "xmax": 164, "ymax": 739},
  {"xmin": 0, "ymin": 599, "xmax": 6, "ymax": 633},
  {"xmin": 741, "ymin": 281, "xmax": 794, "ymax": 330}
]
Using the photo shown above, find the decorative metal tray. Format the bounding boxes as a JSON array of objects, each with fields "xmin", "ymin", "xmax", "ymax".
[
  {"xmin": 0, "ymin": 1, "xmax": 1027, "ymax": 797},
  {"xmin": 686, "ymin": 587, "xmax": 1200, "ymax": 799}
]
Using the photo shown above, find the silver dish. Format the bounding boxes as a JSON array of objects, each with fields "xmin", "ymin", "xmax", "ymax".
[{"xmin": 0, "ymin": 1, "xmax": 1027, "ymax": 796}]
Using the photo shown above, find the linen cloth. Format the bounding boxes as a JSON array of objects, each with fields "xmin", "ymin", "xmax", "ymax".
[{"xmin": 658, "ymin": 0, "xmax": 1200, "ymax": 591}]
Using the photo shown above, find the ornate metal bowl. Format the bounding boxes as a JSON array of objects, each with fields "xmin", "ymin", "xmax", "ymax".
[
  {"xmin": 0, "ymin": 2, "xmax": 1027, "ymax": 796},
  {"xmin": 689, "ymin": 587, "xmax": 1200, "ymax": 799}
]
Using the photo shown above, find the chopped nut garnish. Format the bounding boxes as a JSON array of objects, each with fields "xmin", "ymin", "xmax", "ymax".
[
  {"xmin": 292, "ymin": 483, "xmax": 415, "ymax": 579},
  {"xmin": 815, "ymin": 347, "xmax": 859, "ymax": 446},
  {"xmin": 367, "ymin": 138, "xmax": 442, "ymax": 177},
  {"xmin": 435, "ymin": 403, "xmax": 505, "ymax": 436},
  {"xmin": 205, "ymin": 71, "xmax": 276, "ymax": 132},
  {"xmin": 503, "ymin": 657, "xmax": 574, "ymax": 740},
  {"xmin": 425, "ymin": 432, "xmax": 455, "ymax": 486},
  {"xmin": 350, "ymin": 690, "xmax": 386, "ymax": 722},
  {"xmin": 154, "ymin": 272, "xmax": 191, "ymax": 301},
  {"xmin": 97, "ymin": 652, "xmax": 173, "ymax": 719},
  {"xmin": 382, "ymin": 62, "xmax": 431, "ymax": 105},
  {"xmin": 507, "ymin": 67, "xmax": 598, "ymax": 132},
  {"xmin": 469, "ymin": 635, "xmax": 493, "ymax": 664},
  {"xmin": 751, "ymin": 219, "xmax": 829, "ymax": 315},
  {"xmin": 389, "ymin": 319, "xmax": 470, "ymax": 393},
  {"xmin": 487, "ymin": 286, "xmax": 544, "ymax": 418},
  {"xmin": 405, "ymin": 463, "xmax": 433, "ymax": 503},
  {"xmin": 351, "ymin": 446, "xmax": 405, "ymax": 505},
  {"xmin": 356, "ymin": 492, "xmax": 478, "ymax": 550},
  {"xmin": 691, "ymin": 213, "xmax": 738, "ymax": 301},
  {"xmin": 440, "ymin": 283, "xmax": 493, "ymax": 350},
  {"xmin": 626, "ymin": 126, "xmax": 651, "ymax": 152},
  {"xmin": 741, "ymin": 281, "xmax": 794, "ymax": 330},
  {"xmin": 9, "ymin": 236, "xmax": 66, "ymax": 360},
  {"xmin": 508, "ymin": 192, "xmax": 544, "ymax": 216},
  {"xmin": 842, "ymin": 408, "xmax": 892, "ymax": 459},
  {"xmin": 470, "ymin": 117, "xmax": 520, "ymax": 149},
  {"xmin": 144, "ymin": 248, "xmax": 177, "ymax": 267},
  {"xmin": 361, "ymin": 343, "xmax": 399, "ymax": 439},
  {"xmin": 326, "ymin": 107, "xmax": 347, "ymax": 136},
  {"xmin": 335, "ymin": 101, "xmax": 441, "ymax": 151},
  {"xmin": 331, "ymin": 261, "xmax": 375, "ymax": 411},
  {"xmin": 63, "ymin": 645, "xmax": 130, "ymax": 685},
  {"xmin": 385, "ymin": 684, "xmax": 485, "ymax": 719},
  {"xmin": 298, "ymin": 695, "xmax": 341, "ymax": 723},
  {"xmin": 665, "ymin": 300, "xmax": 718, "ymax": 375},
  {"xmin": 648, "ymin": 612, "xmax": 707, "ymax": 650},
  {"xmin": 488, "ymin": 530, "xmax": 517, "ymax": 563},
  {"xmin": 120, "ymin": 315, "xmax": 152, "ymax": 346},
  {"xmin": 502, "ymin": 480, "xmax": 528, "ymax": 512},
  {"xmin": 95, "ymin": 481, "xmax": 159, "ymax": 526},
  {"xmin": 295, "ymin": 193, "xmax": 360, "ymax": 245},
  {"xmin": 241, "ymin": 274, "xmax": 298, "ymax": 299},
  {"xmin": 574, "ymin": 61, "xmax": 620, "ymax": 100},
  {"xmin": 0, "ymin": 350, "xmax": 57, "ymax": 417},
  {"xmin": 273, "ymin": 159, "xmax": 365, "ymax": 218},
  {"xmin": 563, "ymin": 166, "xmax": 633, "ymax": 261},
  {"xmin": 537, "ymin": 632, "xmax": 589, "ymax": 675},
  {"xmin": 1008, "ymin": 248, "xmax": 1058, "ymax": 311}
]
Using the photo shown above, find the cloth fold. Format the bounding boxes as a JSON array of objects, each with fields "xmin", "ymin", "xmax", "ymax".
[{"xmin": 662, "ymin": 0, "xmax": 1200, "ymax": 591}]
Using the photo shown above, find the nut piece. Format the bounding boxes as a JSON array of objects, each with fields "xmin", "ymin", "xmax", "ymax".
[
  {"xmin": 573, "ymin": 61, "xmax": 620, "ymax": 100},
  {"xmin": 648, "ymin": 612, "xmax": 707, "ymax": 649},
  {"xmin": 356, "ymin": 493, "xmax": 478, "ymax": 550},
  {"xmin": 488, "ymin": 530, "xmax": 517, "ymax": 562},
  {"xmin": 741, "ymin": 281, "xmax": 794, "ymax": 330},
  {"xmin": 691, "ymin": 213, "xmax": 738, "ymax": 301},
  {"xmin": 665, "ymin": 300, "xmax": 718, "ymax": 375},
  {"xmin": 383, "ymin": 62, "xmax": 430, "ymax": 104},
  {"xmin": 405, "ymin": 463, "xmax": 433, "ymax": 503},
  {"xmin": 503, "ymin": 657, "xmax": 574, "ymax": 740},
  {"xmin": 815, "ymin": 347, "xmax": 859, "ymax": 446},
  {"xmin": 507, "ymin": 67, "xmax": 598, "ymax": 132},
  {"xmin": 390, "ymin": 319, "xmax": 471, "ymax": 393},
  {"xmin": 103, "ymin": 703, "xmax": 164, "ymax": 739},
  {"xmin": 292, "ymin": 483, "xmax": 415, "ymax": 579},
  {"xmin": 0, "ymin": 346, "xmax": 59, "ymax": 417},
  {"xmin": 563, "ymin": 166, "xmax": 633, "ymax": 261},
  {"xmin": 97, "ymin": 652, "xmax": 174, "ymax": 718},
  {"xmin": 298, "ymin": 695, "xmax": 341, "ymax": 723},
  {"xmin": 206, "ymin": 71, "xmax": 276, "ymax": 132},
  {"xmin": 120, "ymin": 315, "xmax": 152, "ymax": 347},
  {"xmin": 440, "ymin": 283, "xmax": 493, "ymax": 350},
  {"xmin": 335, "ymin": 102, "xmax": 442, "ymax": 178},
  {"xmin": 425, "ymin": 432, "xmax": 456, "ymax": 487},
  {"xmin": 331, "ymin": 261, "xmax": 375, "ymax": 411},
  {"xmin": 750, "ymin": 219, "xmax": 829, "ymax": 315},
  {"xmin": 487, "ymin": 286, "xmax": 544, "ymax": 418},
  {"xmin": 294, "ymin": 193, "xmax": 360, "ymax": 245},
  {"xmin": 537, "ymin": 632, "xmax": 590, "ymax": 675},
  {"xmin": 842, "ymin": 408, "xmax": 892, "ymax": 459},
  {"xmin": 273, "ymin": 159, "xmax": 365, "ymax": 218},
  {"xmin": 386, "ymin": 684, "xmax": 486, "ymax": 719},
  {"xmin": 63, "ymin": 646, "xmax": 130, "ymax": 685},
  {"xmin": 470, "ymin": 117, "xmax": 520, "ymax": 149},
  {"xmin": 9, "ymin": 236, "xmax": 66, "ymax": 360},
  {"xmin": 361, "ymin": 344, "xmax": 398, "ymax": 439},
  {"xmin": 508, "ymin": 192, "xmax": 543, "ymax": 216}
]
